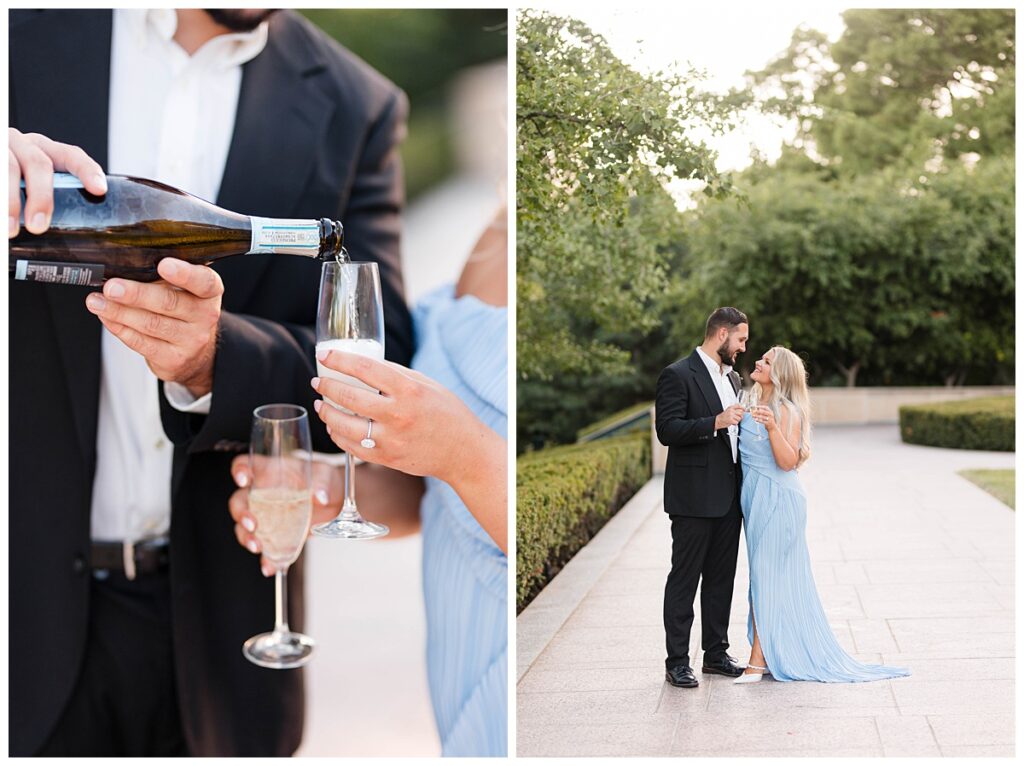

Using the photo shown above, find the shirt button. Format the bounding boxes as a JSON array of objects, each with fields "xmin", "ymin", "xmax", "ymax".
[
  {"xmin": 155, "ymin": 438, "xmax": 167, "ymax": 450},
  {"xmin": 72, "ymin": 555, "xmax": 87, "ymax": 575}
]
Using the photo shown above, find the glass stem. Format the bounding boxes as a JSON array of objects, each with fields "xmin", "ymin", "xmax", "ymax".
[
  {"xmin": 274, "ymin": 568, "xmax": 290, "ymax": 635},
  {"xmin": 339, "ymin": 451, "xmax": 359, "ymax": 520}
]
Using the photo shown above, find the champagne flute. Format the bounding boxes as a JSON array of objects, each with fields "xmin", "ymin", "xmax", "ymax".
[
  {"xmin": 311, "ymin": 260, "xmax": 389, "ymax": 540},
  {"xmin": 740, "ymin": 389, "xmax": 768, "ymax": 441},
  {"xmin": 243, "ymin": 404, "xmax": 315, "ymax": 669}
]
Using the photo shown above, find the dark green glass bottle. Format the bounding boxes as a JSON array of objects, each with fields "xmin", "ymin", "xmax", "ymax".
[{"xmin": 10, "ymin": 173, "xmax": 343, "ymax": 286}]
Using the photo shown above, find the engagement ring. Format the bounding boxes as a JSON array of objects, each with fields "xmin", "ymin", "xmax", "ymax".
[{"xmin": 361, "ymin": 419, "xmax": 376, "ymax": 449}]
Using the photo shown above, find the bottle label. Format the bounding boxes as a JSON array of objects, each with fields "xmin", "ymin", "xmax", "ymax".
[
  {"xmin": 14, "ymin": 259, "xmax": 105, "ymax": 286},
  {"xmin": 248, "ymin": 217, "xmax": 321, "ymax": 256}
]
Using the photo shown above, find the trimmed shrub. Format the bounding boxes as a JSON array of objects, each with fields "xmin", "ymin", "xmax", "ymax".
[
  {"xmin": 517, "ymin": 433, "xmax": 651, "ymax": 611},
  {"xmin": 899, "ymin": 396, "xmax": 1014, "ymax": 451}
]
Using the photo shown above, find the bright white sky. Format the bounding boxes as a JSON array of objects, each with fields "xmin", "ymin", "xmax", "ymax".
[{"xmin": 528, "ymin": 2, "xmax": 852, "ymax": 205}]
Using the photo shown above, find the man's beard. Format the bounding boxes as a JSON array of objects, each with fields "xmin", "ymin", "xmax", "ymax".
[
  {"xmin": 717, "ymin": 341, "xmax": 738, "ymax": 367},
  {"xmin": 204, "ymin": 9, "xmax": 278, "ymax": 32}
]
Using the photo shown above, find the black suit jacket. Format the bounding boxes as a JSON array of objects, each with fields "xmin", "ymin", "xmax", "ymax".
[
  {"xmin": 9, "ymin": 9, "xmax": 412, "ymax": 756},
  {"xmin": 655, "ymin": 350, "xmax": 742, "ymax": 518}
]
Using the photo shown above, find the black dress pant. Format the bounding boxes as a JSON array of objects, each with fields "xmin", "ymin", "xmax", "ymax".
[
  {"xmin": 38, "ymin": 570, "xmax": 188, "ymax": 756},
  {"xmin": 664, "ymin": 496, "xmax": 743, "ymax": 669}
]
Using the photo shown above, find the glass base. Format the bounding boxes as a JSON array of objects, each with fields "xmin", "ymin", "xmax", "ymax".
[
  {"xmin": 311, "ymin": 517, "xmax": 389, "ymax": 540},
  {"xmin": 243, "ymin": 630, "xmax": 315, "ymax": 669}
]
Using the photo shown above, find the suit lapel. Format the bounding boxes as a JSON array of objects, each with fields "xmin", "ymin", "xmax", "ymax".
[
  {"xmin": 688, "ymin": 350, "xmax": 722, "ymax": 415},
  {"xmin": 728, "ymin": 370, "xmax": 741, "ymax": 397},
  {"xmin": 213, "ymin": 14, "xmax": 334, "ymax": 312},
  {"xmin": 12, "ymin": 10, "xmax": 112, "ymax": 468}
]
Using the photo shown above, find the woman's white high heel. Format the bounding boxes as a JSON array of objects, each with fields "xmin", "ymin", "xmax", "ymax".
[{"xmin": 734, "ymin": 664, "xmax": 768, "ymax": 684}]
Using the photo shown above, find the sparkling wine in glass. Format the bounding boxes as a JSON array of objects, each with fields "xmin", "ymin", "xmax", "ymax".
[
  {"xmin": 312, "ymin": 260, "xmax": 389, "ymax": 540},
  {"xmin": 740, "ymin": 389, "xmax": 768, "ymax": 441},
  {"xmin": 243, "ymin": 404, "xmax": 315, "ymax": 669}
]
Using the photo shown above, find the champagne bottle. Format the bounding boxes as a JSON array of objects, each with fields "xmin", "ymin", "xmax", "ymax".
[{"xmin": 9, "ymin": 173, "xmax": 344, "ymax": 286}]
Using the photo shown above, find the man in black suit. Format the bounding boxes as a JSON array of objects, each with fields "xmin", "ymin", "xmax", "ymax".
[
  {"xmin": 655, "ymin": 307, "xmax": 749, "ymax": 688},
  {"xmin": 9, "ymin": 9, "xmax": 412, "ymax": 756}
]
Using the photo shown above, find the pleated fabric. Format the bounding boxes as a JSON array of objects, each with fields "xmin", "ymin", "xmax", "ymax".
[
  {"xmin": 411, "ymin": 285, "xmax": 508, "ymax": 756},
  {"xmin": 739, "ymin": 414, "xmax": 909, "ymax": 683}
]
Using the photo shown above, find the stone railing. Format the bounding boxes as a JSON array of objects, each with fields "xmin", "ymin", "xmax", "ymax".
[{"xmin": 651, "ymin": 386, "xmax": 1014, "ymax": 474}]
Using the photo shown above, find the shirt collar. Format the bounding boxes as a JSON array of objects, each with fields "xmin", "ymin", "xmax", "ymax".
[
  {"xmin": 209, "ymin": 19, "xmax": 270, "ymax": 70},
  {"xmin": 119, "ymin": 9, "xmax": 269, "ymax": 70},
  {"xmin": 696, "ymin": 346, "xmax": 732, "ymax": 378},
  {"xmin": 117, "ymin": 8, "xmax": 175, "ymax": 43}
]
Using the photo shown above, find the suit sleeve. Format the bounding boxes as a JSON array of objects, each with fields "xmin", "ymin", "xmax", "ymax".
[{"xmin": 655, "ymin": 366, "xmax": 717, "ymax": 447}]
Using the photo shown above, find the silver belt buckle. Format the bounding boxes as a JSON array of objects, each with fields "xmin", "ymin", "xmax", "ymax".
[{"xmin": 123, "ymin": 540, "xmax": 137, "ymax": 581}]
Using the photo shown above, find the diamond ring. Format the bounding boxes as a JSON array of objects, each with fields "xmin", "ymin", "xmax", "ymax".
[{"xmin": 361, "ymin": 419, "xmax": 376, "ymax": 449}]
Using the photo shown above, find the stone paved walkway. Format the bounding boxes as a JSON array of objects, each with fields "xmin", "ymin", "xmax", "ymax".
[{"xmin": 517, "ymin": 426, "xmax": 1015, "ymax": 757}]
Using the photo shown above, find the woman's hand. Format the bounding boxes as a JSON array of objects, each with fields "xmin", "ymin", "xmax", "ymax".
[
  {"xmin": 751, "ymin": 404, "xmax": 777, "ymax": 433},
  {"xmin": 227, "ymin": 454, "xmax": 343, "ymax": 576},
  {"xmin": 312, "ymin": 348, "xmax": 507, "ymax": 553},
  {"xmin": 311, "ymin": 349, "xmax": 493, "ymax": 484}
]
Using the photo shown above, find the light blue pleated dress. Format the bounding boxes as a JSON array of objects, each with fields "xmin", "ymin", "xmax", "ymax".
[
  {"xmin": 411, "ymin": 285, "xmax": 507, "ymax": 756},
  {"xmin": 739, "ymin": 412, "xmax": 909, "ymax": 682}
]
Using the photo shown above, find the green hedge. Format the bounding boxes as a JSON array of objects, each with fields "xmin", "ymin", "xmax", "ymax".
[
  {"xmin": 517, "ymin": 433, "xmax": 651, "ymax": 611},
  {"xmin": 899, "ymin": 396, "xmax": 1014, "ymax": 451}
]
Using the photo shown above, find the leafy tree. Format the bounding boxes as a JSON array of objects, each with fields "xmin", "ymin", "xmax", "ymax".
[
  {"xmin": 680, "ymin": 156, "xmax": 1014, "ymax": 386},
  {"xmin": 749, "ymin": 9, "xmax": 1015, "ymax": 174},
  {"xmin": 517, "ymin": 10, "xmax": 741, "ymax": 382}
]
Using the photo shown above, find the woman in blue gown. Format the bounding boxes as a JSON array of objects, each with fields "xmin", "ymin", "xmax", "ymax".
[
  {"xmin": 228, "ymin": 210, "xmax": 508, "ymax": 755},
  {"xmin": 735, "ymin": 346, "xmax": 909, "ymax": 684}
]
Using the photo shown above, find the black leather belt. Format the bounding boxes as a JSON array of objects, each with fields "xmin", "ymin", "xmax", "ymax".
[{"xmin": 90, "ymin": 538, "xmax": 170, "ymax": 581}]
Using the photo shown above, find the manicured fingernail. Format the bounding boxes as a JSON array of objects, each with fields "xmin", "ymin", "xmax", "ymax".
[
  {"xmin": 92, "ymin": 173, "xmax": 108, "ymax": 193},
  {"xmin": 9, "ymin": 217, "xmax": 16, "ymax": 236},
  {"xmin": 316, "ymin": 348, "xmax": 329, "ymax": 362},
  {"xmin": 261, "ymin": 563, "xmax": 273, "ymax": 577},
  {"xmin": 311, "ymin": 377, "xmax": 321, "ymax": 390},
  {"xmin": 247, "ymin": 539, "xmax": 259, "ymax": 553},
  {"xmin": 235, "ymin": 472, "xmax": 249, "ymax": 487},
  {"xmin": 313, "ymin": 399, "xmax": 322, "ymax": 414},
  {"xmin": 242, "ymin": 516, "xmax": 255, "ymax": 532},
  {"xmin": 325, "ymin": 425, "xmax": 332, "ymax": 435},
  {"xmin": 106, "ymin": 281, "xmax": 125, "ymax": 299},
  {"xmin": 86, "ymin": 294, "xmax": 106, "ymax": 311},
  {"xmin": 31, "ymin": 212, "xmax": 47, "ymax": 231},
  {"xmin": 315, "ymin": 489, "xmax": 329, "ymax": 505}
]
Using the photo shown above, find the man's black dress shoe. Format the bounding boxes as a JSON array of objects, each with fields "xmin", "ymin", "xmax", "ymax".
[
  {"xmin": 665, "ymin": 665, "xmax": 698, "ymax": 688},
  {"xmin": 701, "ymin": 655, "xmax": 745, "ymax": 677}
]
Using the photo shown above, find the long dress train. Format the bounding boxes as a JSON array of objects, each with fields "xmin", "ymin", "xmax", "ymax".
[{"xmin": 739, "ymin": 413, "xmax": 909, "ymax": 682}]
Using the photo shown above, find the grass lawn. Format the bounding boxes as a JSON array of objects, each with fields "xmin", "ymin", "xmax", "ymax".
[{"xmin": 959, "ymin": 469, "xmax": 1015, "ymax": 510}]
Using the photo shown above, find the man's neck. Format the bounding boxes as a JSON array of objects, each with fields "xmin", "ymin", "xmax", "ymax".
[
  {"xmin": 173, "ymin": 9, "xmax": 231, "ymax": 56},
  {"xmin": 699, "ymin": 342, "xmax": 726, "ymax": 373}
]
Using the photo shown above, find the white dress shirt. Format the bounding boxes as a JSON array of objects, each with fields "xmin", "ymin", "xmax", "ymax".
[
  {"xmin": 90, "ymin": 9, "xmax": 268, "ymax": 542},
  {"xmin": 696, "ymin": 346, "xmax": 738, "ymax": 463}
]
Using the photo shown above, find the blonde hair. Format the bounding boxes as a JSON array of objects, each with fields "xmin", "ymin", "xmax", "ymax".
[{"xmin": 751, "ymin": 346, "xmax": 812, "ymax": 467}]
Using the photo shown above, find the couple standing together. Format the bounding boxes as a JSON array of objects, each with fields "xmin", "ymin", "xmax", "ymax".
[{"xmin": 656, "ymin": 307, "xmax": 910, "ymax": 686}]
